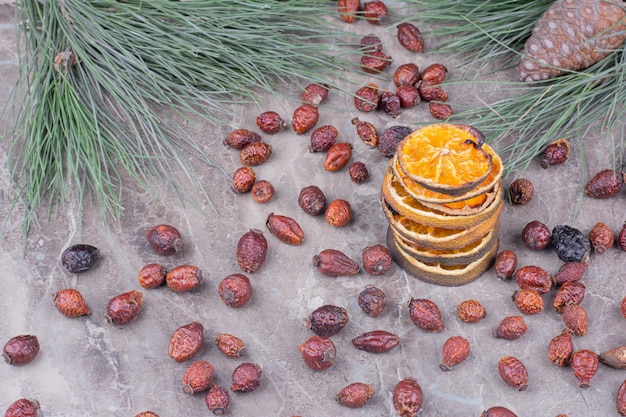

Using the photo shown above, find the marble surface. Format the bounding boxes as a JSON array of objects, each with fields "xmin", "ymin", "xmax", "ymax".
[{"xmin": 2, "ymin": 3, "xmax": 626, "ymax": 416}]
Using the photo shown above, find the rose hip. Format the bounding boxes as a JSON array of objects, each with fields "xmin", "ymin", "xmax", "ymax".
[
  {"xmin": 563, "ymin": 304, "xmax": 588, "ymax": 336},
  {"xmin": 325, "ymin": 199, "xmax": 352, "ymax": 227},
  {"xmin": 299, "ymin": 335, "xmax": 336, "ymax": 371},
  {"xmin": 493, "ymin": 316, "xmax": 527, "ymax": 340},
  {"xmin": 408, "ymin": 298, "xmax": 443, "ymax": 332},
  {"xmin": 300, "ymin": 83, "xmax": 330, "ymax": 106},
  {"xmin": 307, "ymin": 305, "xmax": 349, "ymax": 337},
  {"xmin": 237, "ymin": 229, "xmax": 267, "ymax": 273},
  {"xmin": 494, "ymin": 249, "xmax": 517, "ymax": 280},
  {"xmin": 351, "ymin": 117, "xmax": 379, "ymax": 147},
  {"xmin": 298, "ymin": 185, "xmax": 326, "ymax": 215},
  {"xmin": 498, "ymin": 356, "xmax": 528, "ymax": 391},
  {"xmin": 360, "ymin": 34, "xmax": 383, "ymax": 52},
  {"xmin": 182, "ymin": 360, "xmax": 214, "ymax": 394},
  {"xmin": 309, "ymin": 125, "xmax": 338, "ymax": 152},
  {"xmin": 421, "ymin": 63, "xmax": 448, "ymax": 84},
  {"xmin": 166, "ymin": 265, "xmax": 203, "ymax": 292},
  {"xmin": 381, "ymin": 90, "xmax": 401, "ymax": 117},
  {"xmin": 393, "ymin": 63, "xmax": 420, "ymax": 87},
  {"xmin": 363, "ymin": 1, "xmax": 388, "ymax": 24},
  {"xmin": 218, "ymin": 274, "xmax": 252, "ymax": 308},
  {"xmin": 618, "ymin": 380, "xmax": 626, "ymax": 416},
  {"xmin": 205, "ymin": 384, "xmax": 230, "ymax": 415},
  {"xmin": 589, "ymin": 222, "xmax": 614, "ymax": 253},
  {"xmin": 135, "ymin": 412, "xmax": 159, "ymax": 417},
  {"xmin": 584, "ymin": 169, "xmax": 624, "ymax": 198},
  {"xmin": 548, "ymin": 329, "xmax": 573, "ymax": 367},
  {"xmin": 429, "ymin": 102, "xmax": 453, "ymax": 119},
  {"xmin": 512, "ymin": 289, "xmax": 544, "ymax": 315},
  {"xmin": 292, "ymin": 103, "xmax": 319, "ymax": 134},
  {"xmin": 439, "ymin": 335, "xmax": 470, "ymax": 371},
  {"xmin": 240, "ymin": 141, "xmax": 272, "ymax": 166},
  {"xmin": 266, "ymin": 213, "xmax": 304, "ymax": 245},
  {"xmin": 146, "ymin": 224, "xmax": 182, "ymax": 256},
  {"xmin": 392, "ymin": 377, "xmax": 423, "ymax": 416},
  {"xmin": 324, "ymin": 142, "xmax": 352, "ymax": 171},
  {"xmin": 397, "ymin": 85, "xmax": 421, "ymax": 108},
  {"xmin": 553, "ymin": 262, "xmax": 588, "ymax": 286},
  {"xmin": 571, "ymin": 349, "xmax": 598, "ymax": 388},
  {"xmin": 223, "ymin": 129, "xmax": 261, "ymax": 149},
  {"xmin": 231, "ymin": 362, "xmax": 262, "ymax": 392},
  {"xmin": 397, "ymin": 22, "xmax": 424, "ymax": 52},
  {"xmin": 53, "ymin": 288, "xmax": 91, "ymax": 317},
  {"xmin": 337, "ymin": 382, "xmax": 375, "ymax": 408},
  {"xmin": 418, "ymin": 80, "xmax": 447, "ymax": 102},
  {"xmin": 137, "ymin": 263, "xmax": 167, "ymax": 289},
  {"xmin": 378, "ymin": 126, "xmax": 411, "ymax": 158},
  {"xmin": 3, "ymin": 335, "xmax": 40, "ymax": 365},
  {"xmin": 540, "ymin": 138, "xmax": 570, "ymax": 168},
  {"xmin": 456, "ymin": 299, "xmax": 486, "ymax": 323},
  {"xmin": 521, "ymin": 220, "xmax": 551, "ymax": 250},
  {"xmin": 349, "ymin": 161, "xmax": 370, "ymax": 184},
  {"xmin": 216, "ymin": 333, "xmax": 246, "ymax": 358},
  {"xmin": 61, "ymin": 244, "xmax": 100, "ymax": 273},
  {"xmin": 251, "ymin": 179, "xmax": 274, "ymax": 203},
  {"xmin": 600, "ymin": 346, "xmax": 626, "ymax": 369},
  {"xmin": 362, "ymin": 244, "xmax": 392, "ymax": 275},
  {"xmin": 514, "ymin": 265, "xmax": 552, "ymax": 294},
  {"xmin": 232, "ymin": 166, "xmax": 256, "ymax": 193},
  {"xmin": 361, "ymin": 50, "xmax": 391, "ymax": 74},
  {"xmin": 352, "ymin": 330, "xmax": 399, "ymax": 353},
  {"xmin": 313, "ymin": 249, "xmax": 359, "ymax": 276},
  {"xmin": 168, "ymin": 322, "xmax": 204, "ymax": 362},
  {"xmin": 358, "ymin": 286, "xmax": 386, "ymax": 317},
  {"xmin": 256, "ymin": 111, "xmax": 286, "ymax": 134},
  {"xmin": 508, "ymin": 178, "xmax": 534, "ymax": 205},
  {"xmin": 4, "ymin": 399, "xmax": 40, "ymax": 417},
  {"xmin": 481, "ymin": 407, "xmax": 518, "ymax": 417},
  {"xmin": 552, "ymin": 281, "xmax": 585, "ymax": 313},
  {"xmin": 337, "ymin": 0, "xmax": 360, "ymax": 23},
  {"xmin": 105, "ymin": 290, "xmax": 143, "ymax": 325},
  {"xmin": 354, "ymin": 83, "xmax": 380, "ymax": 112}
]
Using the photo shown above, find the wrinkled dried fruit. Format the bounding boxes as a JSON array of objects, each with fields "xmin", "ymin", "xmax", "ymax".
[
  {"xmin": 292, "ymin": 103, "xmax": 319, "ymax": 134},
  {"xmin": 358, "ymin": 286, "xmax": 386, "ymax": 317},
  {"xmin": 508, "ymin": 178, "xmax": 534, "ymax": 205},
  {"xmin": 361, "ymin": 50, "xmax": 391, "ymax": 74},
  {"xmin": 381, "ymin": 90, "xmax": 401, "ymax": 117},
  {"xmin": 298, "ymin": 185, "xmax": 326, "ymax": 215},
  {"xmin": 512, "ymin": 289, "xmax": 544, "ymax": 315},
  {"xmin": 301, "ymin": 83, "xmax": 330, "ymax": 106},
  {"xmin": 307, "ymin": 305, "xmax": 349, "ymax": 337},
  {"xmin": 325, "ymin": 199, "xmax": 353, "ymax": 227},
  {"xmin": 571, "ymin": 349, "xmax": 598, "ymax": 388},
  {"xmin": 393, "ymin": 63, "xmax": 420, "ymax": 87},
  {"xmin": 620, "ymin": 223, "xmax": 626, "ymax": 251},
  {"xmin": 337, "ymin": 0, "xmax": 360, "ymax": 23},
  {"xmin": 521, "ymin": 220, "xmax": 551, "ymax": 250},
  {"xmin": 494, "ymin": 249, "xmax": 517, "ymax": 280},
  {"xmin": 514, "ymin": 265, "xmax": 552, "ymax": 294},
  {"xmin": 408, "ymin": 298, "xmax": 443, "ymax": 332},
  {"xmin": 146, "ymin": 224, "xmax": 182, "ymax": 256},
  {"xmin": 231, "ymin": 363, "xmax": 262, "ymax": 392},
  {"xmin": 552, "ymin": 225, "xmax": 591, "ymax": 263},
  {"xmin": 618, "ymin": 380, "xmax": 626, "ymax": 416},
  {"xmin": 456, "ymin": 299, "xmax": 486, "ymax": 323},
  {"xmin": 137, "ymin": 263, "xmax": 167, "ymax": 289},
  {"xmin": 481, "ymin": 406, "xmax": 519, "ymax": 417},
  {"xmin": 218, "ymin": 274, "xmax": 252, "ymax": 308},
  {"xmin": 440, "ymin": 335, "xmax": 470, "ymax": 371},
  {"xmin": 232, "ymin": 166, "xmax": 256, "ymax": 193},
  {"xmin": 237, "ymin": 229, "xmax": 268, "ymax": 273},
  {"xmin": 396, "ymin": 85, "xmax": 421, "ymax": 108},
  {"xmin": 240, "ymin": 141, "xmax": 272, "ymax": 166},
  {"xmin": 309, "ymin": 125, "xmax": 338, "ymax": 152},
  {"xmin": 256, "ymin": 111, "xmax": 286, "ymax": 134},
  {"xmin": 417, "ymin": 80, "xmax": 447, "ymax": 102},
  {"xmin": 397, "ymin": 22, "xmax": 424, "ymax": 52},
  {"xmin": 299, "ymin": 335, "xmax": 336, "ymax": 370},
  {"xmin": 337, "ymin": 382, "xmax": 375, "ymax": 408},
  {"xmin": 351, "ymin": 117, "xmax": 379, "ymax": 147},
  {"xmin": 553, "ymin": 281, "xmax": 585, "ymax": 313},
  {"xmin": 421, "ymin": 63, "xmax": 448, "ymax": 84},
  {"xmin": 589, "ymin": 222, "xmax": 614, "ymax": 253},
  {"xmin": 498, "ymin": 356, "xmax": 528, "ymax": 391},
  {"xmin": 105, "ymin": 290, "xmax": 143, "ymax": 325},
  {"xmin": 429, "ymin": 102, "xmax": 453, "ymax": 120},
  {"xmin": 205, "ymin": 384, "xmax": 230, "ymax": 415},
  {"xmin": 312, "ymin": 249, "xmax": 359, "ymax": 276},
  {"xmin": 493, "ymin": 316, "xmax": 527, "ymax": 340},
  {"xmin": 61, "ymin": 244, "xmax": 100, "ymax": 273},
  {"xmin": 352, "ymin": 330, "xmax": 399, "ymax": 353},
  {"xmin": 266, "ymin": 213, "xmax": 304, "ymax": 245},
  {"xmin": 363, "ymin": 0, "xmax": 388, "ymax": 24},
  {"xmin": 216, "ymin": 333, "xmax": 245, "ymax": 358},
  {"xmin": 168, "ymin": 322, "xmax": 204, "ymax": 362},
  {"xmin": 563, "ymin": 304, "xmax": 588, "ymax": 336},
  {"xmin": 182, "ymin": 360, "xmax": 214, "ymax": 394},
  {"xmin": 324, "ymin": 142, "xmax": 353, "ymax": 171},
  {"xmin": 53, "ymin": 288, "xmax": 91, "ymax": 317},
  {"xmin": 379, "ymin": 125, "xmax": 411, "ymax": 158},
  {"xmin": 548, "ymin": 329, "xmax": 573, "ymax": 367},
  {"xmin": 354, "ymin": 83, "xmax": 380, "ymax": 113},
  {"xmin": 135, "ymin": 412, "xmax": 159, "ymax": 417},
  {"xmin": 166, "ymin": 265, "xmax": 203, "ymax": 293},
  {"xmin": 622, "ymin": 296, "xmax": 626, "ymax": 319},
  {"xmin": 540, "ymin": 138, "xmax": 570, "ymax": 168},
  {"xmin": 360, "ymin": 34, "xmax": 383, "ymax": 52},
  {"xmin": 5, "ymin": 399, "xmax": 40, "ymax": 417},
  {"xmin": 599, "ymin": 346, "xmax": 626, "ymax": 369},
  {"xmin": 553, "ymin": 262, "xmax": 588, "ymax": 286},
  {"xmin": 223, "ymin": 129, "xmax": 261, "ymax": 149},
  {"xmin": 392, "ymin": 377, "xmax": 423, "ymax": 417},
  {"xmin": 584, "ymin": 169, "xmax": 624, "ymax": 198},
  {"xmin": 362, "ymin": 244, "xmax": 392, "ymax": 275},
  {"xmin": 251, "ymin": 179, "xmax": 275, "ymax": 203},
  {"xmin": 349, "ymin": 161, "xmax": 370, "ymax": 184},
  {"xmin": 3, "ymin": 335, "xmax": 40, "ymax": 365}
]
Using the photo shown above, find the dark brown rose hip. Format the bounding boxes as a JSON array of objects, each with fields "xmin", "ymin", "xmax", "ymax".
[
  {"xmin": 494, "ymin": 249, "xmax": 517, "ymax": 280},
  {"xmin": 337, "ymin": 0, "xmax": 360, "ymax": 23},
  {"xmin": 205, "ymin": 384, "xmax": 230, "ymax": 415},
  {"xmin": 360, "ymin": 34, "xmax": 383, "ymax": 52},
  {"xmin": 3, "ymin": 335, "xmax": 40, "ymax": 365},
  {"xmin": 585, "ymin": 169, "xmax": 624, "ymax": 198},
  {"xmin": 498, "ymin": 356, "xmax": 528, "ymax": 391},
  {"xmin": 223, "ymin": 129, "xmax": 261, "ymax": 149},
  {"xmin": 240, "ymin": 141, "xmax": 272, "ymax": 166},
  {"xmin": 309, "ymin": 125, "xmax": 338, "ymax": 152},
  {"xmin": 553, "ymin": 262, "xmax": 588, "ymax": 286},
  {"xmin": 137, "ymin": 263, "xmax": 167, "ymax": 289},
  {"xmin": 508, "ymin": 178, "xmax": 534, "ymax": 205},
  {"xmin": 349, "ymin": 161, "xmax": 370, "ymax": 184},
  {"xmin": 417, "ymin": 80, "xmax": 448, "ymax": 102},
  {"xmin": 218, "ymin": 274, "xmax": 252, "ymax": 308},
  {"xmin": 146, "ymin": 224, "xmax": 182, "ymax": 256},
  {"xmin": 553, "ymin": 281, "xmax": 585, "ymax": 313},
  {"xmin": 337, "ymin": 383, "xmax": 375, "ymax": 408},
  {"xmin": 548, "ymin": 329, "xmax": 573, "ymax": 367},
  {"xmin": 298, "ymin": 185, "xmax": 326, "ymax": 215},
  {"xmin": 540, "ymin": 138, "xmax": 570, "ymax": 168},
  {"xmin": 250, "ymin": 179, "xmax": 274, "ymax": 203},
  {"xmin": 521, "ymin": 220, "xmax": 551, "ymax": 250},
  {"xmin": 493, "ymin": 316, "xmax": 527, "ymax": 340},
  {"xmin": 299, "ymin": 335, "xmax": 336, "ymax": 370},
  {"xmin": 301, "ymin": 83, "xmax": 330, "ymax": 106},
  {"xmin": 53, "ymin": 288, "xmax": 91, "ymax": 317},
  {"xmin": 232, "ymin": 166, "xmax": 256, "ymax": 193},
  {"xmin": 182, "ymin": 360, "xmax": 214, "ymax": 394},
  {"xmin": 571, "ymin": 349, "xmax": 598, "ymax": 388},
  {"xmin": 563, "ymin": 304, "xmax": 588, "ymax": 336},
  {"xmin": 358, "ymin": 286, "xmax": 386, "ymax": 317},
  {"xmin": 361, "ymin": 50, "xmax": 391, "ymax": 74},
  {"xmin": 393, "ymin": 63, "xmax": 420, "ymax": 87},
  {"xmin": 396, "ymin": 85, "xmax": 421, "ymax": 108},
  {"xmin": 429, "ymin": 102, "xmax": 453, "ymax": 119},
  {"xmin": 307, "ymin": 305, "xmax": 349, "ymax": 337},
  {"xmin": 397, "ymin": 22, "xmax": 425, "ymax": 52},
  {"xmin": 256, "ymin": 111, "xmax": 286, "ymax": 134},
  {"xmin": 354, "ymin": 83, "xmax": 380, "ymax": 112},
  {"xmin": 292, "ymin": 103, "xmax": 319, "ymax": 135},
  {"xmin": 514, "ymin": 265, "xmax": 552, "ymax": 294},
  {"xmin": 351, "ymin": 117, "xmax": 379, "ymax": 147},
  {"xmin": 105, "ymin": 290, "xmax": 143, "ymax": 325},
  {"xmin": 216, "ymin": 333, "xmax": 245, "ymax": 358},
  {"xmin": 362, "ymin": 244, "xmax": 392, "ymax": 275},
  {"xmin": 325, "ymin": 199, "xmax": 352, "ymax": 227},
  {"xmin": 312, "ymin": 249, "xmax": 359, "ymax": 276},
  {"xmin": 408, "ymin": 298, "xmax": 443, "ymax": 332},
  {"xmin": 4, "ymin": 399, "xmax": 40, "ymax": 417},
  {"xmin": 378, "ymin": 126, "xmax": 411, "ymax": 158},
  {"xmin": 421, "ymin": 63, "xmax": 448, "ymax": 84},
  {"xmin": 352, "ymin": 330, "xmax": 399, "ymax": 353},
  {"xmin": 237, "ymin": 229, "xmax": 268, "ymax": 273},
  {"xmin": 266, "ymin": 213, "xmax": 304, "ymax": 245},
  {"xmin": 456, "ymin": 299, "xmax": 486, "ymax": 323},
  {"xmin": 168, "ymin": 322, "xmax": 204, "ymax": 362},
  {"xmin": 61, "ymin": 244, "xmax": 100, "ymax": 273},
  {"xmin": 589, "ymin": 222, "xmax": 614, "ymax": 253},
  {"xmin": 392, "ymin": 378, "xmax": 423, "ymax": 416},
  {"xmin": 381, "ymin": 90, "xmax": 401, "ymax": 117},
  {"xmin": 324, "ymin": 142, "xmax": 353, "ymax": 171},
  {"xmin": 166, "ymin": 265, "xmax": 203, "ymax": 292},
  {"xmin": 439, "ymin": 335, "xmax": 470, "ymax": 371},
  {"xmin": 231, "ymin": 362, "xmax": 262, "ymax": 392}
]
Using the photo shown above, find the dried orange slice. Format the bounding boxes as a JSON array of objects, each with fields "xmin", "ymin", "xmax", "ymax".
[
  {"xmin": 396, "ymin": 124, "xmax": 493, "ymax": 196},
  {"xmin": 387, "ymin": 226, "xmax": 499, "ymax": 286},
  {"xmin": 381, "ymin": 168, "xmax": 503, "ymax": 228}
]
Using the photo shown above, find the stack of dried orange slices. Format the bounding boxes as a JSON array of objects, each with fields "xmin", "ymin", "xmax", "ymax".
[{"xmin": 381, "ymin": 123, "xmax": 504, "ymax": 286}]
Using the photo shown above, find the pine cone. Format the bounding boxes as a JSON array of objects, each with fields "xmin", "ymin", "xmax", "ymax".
[{"xmin": 518, "ymin": 0, "xmax": 626, "ymax": 82}]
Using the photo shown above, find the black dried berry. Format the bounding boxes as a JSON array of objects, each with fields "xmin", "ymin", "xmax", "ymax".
[
  {"xmin": 551, "ymin": 225, "xmax": 591, "ymax": 263},
  {"xmin": 379, "ymin": 126, "xmax": 411, "ymax": 158},
  {"xmin": 61, "ymin": 244, "xmax": 100, "ymax": 273}
]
